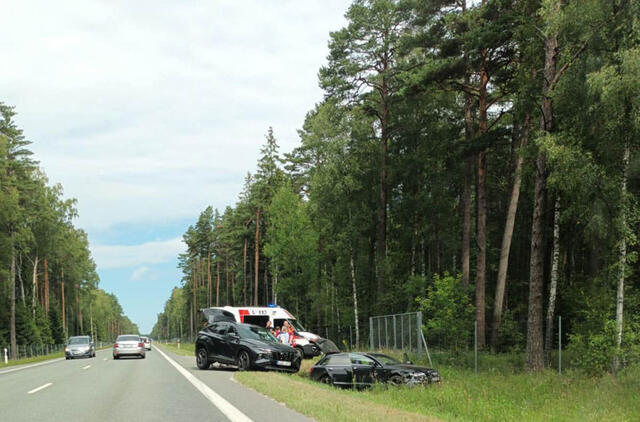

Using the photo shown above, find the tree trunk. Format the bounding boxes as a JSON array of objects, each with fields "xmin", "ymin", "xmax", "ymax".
[
  {"xmin": 614, "ymin": 142, "xmax": 630, "ymax": 372},
  {"xmin": 44, "ymin": 256, "xmax": 49, "ymax": 313},
  {"xmin": 192, "ymin": 265, "xmax": 197, "ymax": 335},
  {"xmin": 491, "ymin": 113, "xmax": 531, "ymax": 350},
  {"xmin": 461, "ymin": 158, "xmax": 472, "ymax": 287},
  {"xmin": 545, "ymin": 197, "xmax": 561, "ymax": 361},
  {"xmin": 527, "ymin": 18, "xmax": 559, "ymax": 371},
  {"xmin": 225, "ymin": 257, "xmax": 229, "ymax": 305},
  {"xmin": 377, "ymin": 79, "xmax": 390, "ymax": 301},
  {"xmin": 61, "ymin": 270, "xmax": 66, "ymax": 338},
  {"xmin": 350, "ymin": 253, "xmax": 360, "ymax": 348},
  {"xmin": 18, "ymin": 255, "xmax": 26, "ymax": 306},
  {"xmin": 216, "ymin": 260, "xmax": 220, "ymax": 306},
  {"xmin": 254, "ymin": 208, "xmax": 261, "ymax": 306},
  {"xmin": 474, "ymin": 54, "xmax": 489, "ymax": 349},
  {"xmin": 264, "ymin": 257, "xmax": 268, "ymax": 305},
  {"xmin": 243, "ymin": 237, "xmax": 248, "ymax": 305},
  {"xmin": 32, "ymin": 255, "xmax": 39, "ymax": 317},
  {"xmin": 207, "ymin": 256, "xmax": 212, "ymax": 307},
  {"xmin": 9, "ymin": 242, "xmax": 17, "ymax": 359}
]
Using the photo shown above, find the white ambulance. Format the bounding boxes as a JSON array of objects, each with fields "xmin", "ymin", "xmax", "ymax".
[{"xmin": 202, "ymin": 305, "xmax": 322, "ymax": 358}]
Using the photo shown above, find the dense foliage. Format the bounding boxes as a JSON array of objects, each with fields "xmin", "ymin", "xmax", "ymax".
[
  {"xmin": 0, "ymin": 103, "xmax": 137, "ymax": 355},
  {"xmin": 153, "ymin": 0, "xmax": 640, "ymax": 373}
]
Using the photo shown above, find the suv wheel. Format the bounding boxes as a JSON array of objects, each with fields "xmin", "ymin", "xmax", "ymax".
[
  {"xmin": 236, "ymin": 350, "xmax": 251, "ymax": 371},
  {"xmin": 196, "ymin": 347, "xmax": 210, "ymax": 370}
]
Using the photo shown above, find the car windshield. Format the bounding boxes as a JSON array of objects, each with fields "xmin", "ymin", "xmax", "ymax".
[
  {"xmin": 237, "ymin": 325, "xmax": 279, "ymax": 343},
  {"xmin": 68, "ymin": 337, "xmax": 89, "ymax": 345},
  {"xmin": 372, "ymin": 354, "xmax": 400, "ymax": 365},
  {"xmin": 117, "ymin": 335, "xmax": 139, "ymax": 342},
  {"xmin": 287, "ymin": 319, "xmax": 305, "ymax": 332}
]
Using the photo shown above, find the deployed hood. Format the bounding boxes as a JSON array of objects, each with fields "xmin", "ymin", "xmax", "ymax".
[{"xmin": 316, "ymin": 338, "xmax": 340, "ymax": 354}]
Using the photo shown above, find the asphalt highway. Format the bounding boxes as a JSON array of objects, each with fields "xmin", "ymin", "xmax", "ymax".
[{"xmin": 0, "ymin": 345, "xmax": 313, "ymax": 422}]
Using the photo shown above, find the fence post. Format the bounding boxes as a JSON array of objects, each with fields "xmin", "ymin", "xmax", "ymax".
[
  {"xmin": 369, "ymin": 317, "xmax": 374, "ymax": 351},
  {"xmin": 393, "ymin": 315, "xmax": 397, "ymax": 350},
  {"xmin": 558, "ymin": 316, "xmax": 562, "ymax": 376},
  {"xmin": 417, "ymin": 312, "xmax": 422, "ymax": 354},
  {"xmin": 474, "ymin": 320, "xmax": 478, "ymax": 374}
]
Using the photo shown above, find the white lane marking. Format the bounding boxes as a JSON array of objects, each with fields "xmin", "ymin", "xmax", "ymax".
[
  {"xmin": 0, "ymin": 358, "xmax": 64, "ymax": 375},
  {"xmin": 103, "ymin": 358, "xmax": 107, "ymax": 361},
  {"xmin": 82, "ymin": 365, "xmax": 91, "ymax": 370},
  {"xmin": 27, "ymin": 382, "xmax": 53, "ymax": 394},
  {"xmin": 155, "ymin": 346, "xmax": 252, "ymax": 422}
]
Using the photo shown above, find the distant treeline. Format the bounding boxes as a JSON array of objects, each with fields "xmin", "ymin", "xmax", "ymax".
[
  {"xmin": 152, "ymin": 0, "xmax": 640, "ymax": 374},
  {"xmin": 0, "ymin": 103, "xmax": 138, "ymax": 356}
]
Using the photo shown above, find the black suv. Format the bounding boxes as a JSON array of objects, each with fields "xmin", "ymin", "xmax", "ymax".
[{"xmin": 195, "ymin": 321, "xmax": 301, "ymax": 373}]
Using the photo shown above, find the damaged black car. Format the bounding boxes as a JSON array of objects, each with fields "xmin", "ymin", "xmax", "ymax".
[
  {"xmin": 195, "ymin": 320, "xmax": 301, "ymax": 373},
  {"xmin": 310, "ymin": 352, "xmax": 440, "ymax": 387}
]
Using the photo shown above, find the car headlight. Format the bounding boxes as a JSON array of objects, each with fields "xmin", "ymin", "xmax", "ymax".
[
  {"xmin": 255, "ymin": 348, "xmax": 272, "ymax": 359},
  {"xmin": 65, "ymin": 347, "xmax": 69, "ymax": 352}
]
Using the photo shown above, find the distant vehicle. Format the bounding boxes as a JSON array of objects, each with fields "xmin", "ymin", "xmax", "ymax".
[
  {"xmin": 113, "ymin": 335, "xmax": 146, "ymax": 359},
  {"xmin": 202, "ymin": 306, "xmax": 321, "ymax": 358},
  {"xmin": 140, "ymin": 336, "xmax": 152, "ymax": 351},
  {"xmin": 310, "ymin": 352, "xmax": 440, "ymax": 388},
  {"xmin": 195, "ymin": 320, "xmax": 301, "ymax": 373},
  {"xmin": 65, "ymin": 336, "xmax": 96, "ymax": 359}
]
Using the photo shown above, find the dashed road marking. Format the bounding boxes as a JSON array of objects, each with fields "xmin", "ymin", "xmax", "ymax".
[
  {"xmin": 82, "ymin": 365, "xmax": 91, "ymax": 370},
  {"xmin": 28, "ymin": 382, "xmax": 52, "ymax": 394}
]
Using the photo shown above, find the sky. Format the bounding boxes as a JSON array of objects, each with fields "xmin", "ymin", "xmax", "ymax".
[{"xmin": 0, "ymin": 0, "xmax": 349, "ymax": 333}]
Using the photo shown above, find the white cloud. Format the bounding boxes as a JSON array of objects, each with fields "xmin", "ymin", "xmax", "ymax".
[
  {"xmin": 0, "ymin": 0, "xmax": 349, "ymax": 231},
  {"xmin": 92, "ymin": 237, "xmax": 185, "ymax": 269},
  {"xmin": 130, "ymin": 266, "xmax": 156, "ymax": 281}
]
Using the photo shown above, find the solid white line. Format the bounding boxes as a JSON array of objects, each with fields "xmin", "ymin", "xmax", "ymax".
[
  {"xmin": 0, "ymin": 358, "xmax": 64, "ymax": 375},
  {"xmin": 27, "ymin": 382, "xmax": 53, "ymax": 394},
  {"xmin": 155, "ymin": 346, "xmax": 253, "ymax": 422},
  {"xmin": 82, "ymin": 365, "xmax": 91, "ymax": 370}
]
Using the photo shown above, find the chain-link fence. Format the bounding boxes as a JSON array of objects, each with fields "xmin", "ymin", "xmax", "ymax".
[
  {"xmin": 368, "ymin": 312, "xmax": 432, "ymax": 365},
  {"xmin": 1, "ymin": 343, "xmax": 66, "ymax": 362}
]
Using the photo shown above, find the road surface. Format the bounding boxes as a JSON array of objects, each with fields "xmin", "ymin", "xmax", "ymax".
[{"xmin": 0, "ymin": 345, "xmax": 312, "ymax": 422}]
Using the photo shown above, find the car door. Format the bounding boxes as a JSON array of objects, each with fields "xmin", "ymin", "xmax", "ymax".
[
  {"xmin": 208, "ymin": 322, "xmax": 230, "ymax": 361},
  {"xmin": 324, "ymin": 354, "xmax": 353, "ymax": 386},
  {"xmin": 224, "ymin": 325, "xmax": 241, "ymax": 362},
  {"xmin": 350, "ymin": 354, "xmax": 376, "ymax": 386}
]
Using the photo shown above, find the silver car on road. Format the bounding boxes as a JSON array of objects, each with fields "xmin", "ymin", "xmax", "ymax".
[
  {"xmin": 65, "ymin": 336, "xmax": 96, "ymax": 359},
  {"xmin": 113, "ymin": 334, "xmax": 146, "ymax": 359}
]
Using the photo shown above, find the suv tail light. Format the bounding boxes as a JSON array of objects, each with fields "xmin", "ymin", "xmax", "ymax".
[{"xmin": 138, "ymin": 342, "xmax": 144, "ymax": 347}]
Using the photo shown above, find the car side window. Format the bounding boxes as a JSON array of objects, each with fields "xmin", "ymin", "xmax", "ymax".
[
  {"xmin": 212, "ymin": 323, "xmax": 228, "ymax": 335},
  {"xmin": 326, "ymin": 354, "xmax": 350, "ymax": 366},
  {"xmin": 350, "ymin": 354, "xmax": 376, "ymax": 366},
  {"xmin": 227, "ymin": 326, "xmax": 238, "ymax": 336}
]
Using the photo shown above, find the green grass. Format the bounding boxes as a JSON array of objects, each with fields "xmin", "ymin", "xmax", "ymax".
[
  {"xmin": 1, "ymin": 351, "xmax": 65, "ymax": 368},
  {"xmin": 234, "ymin": 351, "xmax": 640, "ymax": 422},
  {"xmin": 157, "ymin": 342, "xmax": 195, "ymax": 357}
]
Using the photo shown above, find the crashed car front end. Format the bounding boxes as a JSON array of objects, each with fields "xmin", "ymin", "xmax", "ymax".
[
  {"xmin": 252, "ymin": 348, "xmax": 301, "ymax": 373},
  {"xmin": 399, "ymin": 369, "xmax": 441, "ymax": 386}
]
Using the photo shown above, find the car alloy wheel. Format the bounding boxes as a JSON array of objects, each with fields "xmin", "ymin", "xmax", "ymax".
[
  {"xmin": 237, "ymin": 350, "xmax": 250, "ymax": 371},
  {"xmin": 389, "ymin": 374, "xmax": 404, "ymax": 385},
  {"xmin": 320, "ymin": 375, "xmax": 332, "ymax": 386},
  {"xmin": 196, "ymin": 348, "xmax": 210, "ymax": 370},
  {"xmin": 295, "ymin": 347, "xmax": 304, "ymax": 360}
]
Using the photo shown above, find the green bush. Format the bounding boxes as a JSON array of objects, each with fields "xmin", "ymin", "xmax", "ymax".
[{"xmin": 416, "ymin": 273, "xmax": 474, "ymax": 350}]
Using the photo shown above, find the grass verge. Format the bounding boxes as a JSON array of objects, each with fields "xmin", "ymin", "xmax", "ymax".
[
  {"xmin": 157, "ymin": 342, "xmax": 195, "ymax": 357},
  {"xmin": 235, "ymin": 354, "xmax": 640, "ymax": 422},
  {"xmin": 1, "ymin": 352, "xmax": 65, "ymax": 368}
]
